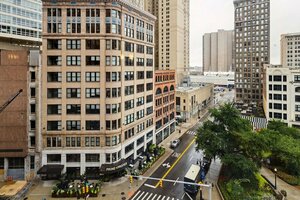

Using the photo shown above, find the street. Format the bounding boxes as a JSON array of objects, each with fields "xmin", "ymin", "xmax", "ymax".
[
  {"xmin": 129, "ymin": 114, "xmax": 208, "ymax": 200},
  {"xmin": 129, "ymin": 88, "xmax": 234, "ymax": 200}
]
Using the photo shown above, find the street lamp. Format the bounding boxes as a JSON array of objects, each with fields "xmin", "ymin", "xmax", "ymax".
[{"xmin": 274, "ymin": 168, "xmax": 277, "ymax": 190}]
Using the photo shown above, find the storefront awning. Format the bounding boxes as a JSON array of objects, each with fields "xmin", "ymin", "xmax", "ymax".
[
  {"xmin": 100, "ymin": 159, "xmax": 127, "ymax": 175},
  {"xmin": 37, "ymin": 164, "xmax": 64, "ymax": 175}
]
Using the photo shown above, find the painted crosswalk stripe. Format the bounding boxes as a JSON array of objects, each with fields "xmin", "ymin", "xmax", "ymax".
[
  {"xmin": 146, "ymin": 193, "xmax": 153, "ymax": 200},
  {"xmin": 151, "ymin": 194, "xmax": 157, "ymax": 200},
  {"xmin": 166, "ymin": 197, "xmax": 170, "ymax": 200},
  {"xmin": 141, "ymin": 192, "xmax": 149, "ymax": 200},
  {"xmin": 132, "ymin": 191, "xmax": 141, "ymax": 200},
  {"xmin": 136, "ymin": 191, "xmax": 145, "ymax": 200},
  {"xmin": 157, "ymin": 195, "xmax": 162, "ymax": 200},
  {"xmin": 162, "ymin": 196, "xmax": 165, "ymax": 200}
]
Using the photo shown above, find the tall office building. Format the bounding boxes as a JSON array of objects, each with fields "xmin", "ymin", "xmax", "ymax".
[
  {"xmin": 234, "ymin": 0, "xmax": 270, "ymax": 104},
  {"xmin": 41, "ymin": 0, "xmax": 156, "ymax": 178},
  {"xmin": 0, "ymin": 0, "xmax": 42, "ymax": 48},
  {"xmin": 281, "ymin": 33, "xmax": 300, "ymax": 68},
  {"xmin": 145, "ymin": 0, "xmax": 190, "ymax": 85},
  {"xmin": 203, "ymin": 30, "xmax": 234, "ymax": 73}
]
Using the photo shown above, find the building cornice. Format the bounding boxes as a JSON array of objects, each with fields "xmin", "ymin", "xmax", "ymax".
[{"xmin": 42, "ymin": 0, "xmax": 156, "ymax": 21}]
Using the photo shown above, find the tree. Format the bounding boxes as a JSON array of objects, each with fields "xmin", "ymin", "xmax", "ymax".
[{"xmin": 195, "ymin": 103, "xmax": 269, "ymax": 182}]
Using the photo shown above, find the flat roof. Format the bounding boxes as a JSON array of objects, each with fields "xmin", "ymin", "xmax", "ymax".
[{"xmin": 185, "ymin": 164, "xmax": 200, "ymax": 181}]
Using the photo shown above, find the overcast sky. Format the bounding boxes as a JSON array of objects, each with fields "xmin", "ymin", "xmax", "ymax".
[{"xmin": 190, "ymin": 0, "xmax": 300, "ymax": 67}]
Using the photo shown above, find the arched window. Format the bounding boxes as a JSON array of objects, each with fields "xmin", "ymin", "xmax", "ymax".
[
  {"xmin": 295, "ymin": 87, "xmax": 300, "ymax": 93},
  {"xmin": 170, "ymin": 85, "xmax": 175, "ymax": 91},
  {"xmin": 163, "ymin": 86, "xmax": 169, "ymax": 93},
  {"xmin": 156, "ymin": 88, "xmax": 162, "ymax": 95}
]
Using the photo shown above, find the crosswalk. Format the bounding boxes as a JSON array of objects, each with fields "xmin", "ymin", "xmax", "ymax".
[
  {"xmin": 186, "ymin": 130, "xmax": 197, "ymax": 135},
  {"xmin": 131, "ymin": 190, "xmax": 180, "ymax": 200}
]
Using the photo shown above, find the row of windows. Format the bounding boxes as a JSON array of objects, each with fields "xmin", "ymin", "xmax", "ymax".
[
  {"xmin": 47, "ymin": 55, "xmax": 153, "ymax": 67},
  {"xmin": 47, "ymin": 120, "xmax": 100, "ymax": 131}
]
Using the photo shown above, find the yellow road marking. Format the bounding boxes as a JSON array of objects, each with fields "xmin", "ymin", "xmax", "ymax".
[{"xmin": 155, "ymin": 138, "xmax": 196, "ymax": 188}]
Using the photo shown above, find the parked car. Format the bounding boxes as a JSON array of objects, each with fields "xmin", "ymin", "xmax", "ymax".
[{"xmin": 170, "ymin": 139, "xmax": 180, "ymax": 148}]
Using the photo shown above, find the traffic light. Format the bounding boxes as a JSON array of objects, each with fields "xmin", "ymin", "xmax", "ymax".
[
  {"xmin": 129, "ymin": 176, "xmax": 133, "ymax": 183},
  {"xmin": 159, "ymin": 180, "xmax": 163, "ymax": 188}
]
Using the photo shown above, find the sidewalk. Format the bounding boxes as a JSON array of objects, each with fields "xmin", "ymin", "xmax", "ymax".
[
  {"xmin": 260, "ymin": 167, "xmax": 300, "ymax": 200},
  {"xmin": 26, "ymin": 111, "xmax": 213, "ymax": 200},
  {"xmin": 199, "ymin": 158, "xmax": 222, "ymax": 200}
]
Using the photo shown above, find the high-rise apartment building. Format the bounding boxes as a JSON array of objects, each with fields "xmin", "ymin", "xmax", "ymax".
[
  {"xmin": 41, "ymin": 0, "xmax": 155, "ymax": 178},
  {"xmin": 234, "ymin": 0, "xmax": 270, "ymax": 104},
  {"xmin": 145, "ymin": 0, "xmax": 190, "ymax": 85},
  {"xmin": 281, "ymin": 33, "xmax": 300, "ymax": 68},
  {"xmin": 203, "ymin": 30, "xmax": 234, "ymax": 73},
  {"xmin": 0, "ymin": 0, "xmax": 42, "ymax": 47}
]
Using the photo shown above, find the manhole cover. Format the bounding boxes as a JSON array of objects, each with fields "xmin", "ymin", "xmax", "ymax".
[
  {"xmin": 102, "ymin": 194, "xmax": 106, "ymax": 197},
  {"xmin": 121, "ymin": 192, "xmax": 125, "ymax": 195}
]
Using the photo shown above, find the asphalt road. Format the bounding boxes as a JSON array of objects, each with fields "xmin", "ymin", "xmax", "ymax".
[{"xmin": 129, "ymin": 113, "xmax": 209, "ymax": 200}]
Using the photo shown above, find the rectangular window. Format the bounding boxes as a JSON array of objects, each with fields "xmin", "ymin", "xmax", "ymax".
[
  {"xmin": 66, "ymin": 120, "xmax": 81, "ymax": 130},
  {"xmin": 47, "ymin": 39, "xmax": 62, "ymax": 49},
  {"xmin": 66, "ymin": 154, "xmax": 80, "ymax": 162},
  {"xmin": 86, "ymin": 104, "xmax": 100, "ymax": 114},
  {"xmin": 66, "ymin": 104, "xmax": 81, "ymax": 114},
  {"xmin": 86, "ymin": 72, "xmax": 100, "ymax": 82},
  {"xmin": 86, "ymin": 56, "xmax": 100, "ymax": 65},
  {"xmin": 66, "ymin": 72, "xmax": 81, "ymax": 82},
  {"xmin": 86, "ymin": 88, "xmax": 100, "ymax": 98},
  {"xmin": 86, "ymin": 39, "xmax": 100, "ymax": 49},
  {"xmin": 67, "ymin": 40, "xmax": 81, "ymax": 49},
  {"xmin": 47, "ymin": 121, "xmax": 62, "ymax": 131},
  {"xmin": 47, "ymin": 72, "xmax": 62, "ymax": 82},
  {"xmin": 86, "ymin": 121, "xmax": 100, "ymax": 130},
  {"xmin": 66, "ymin": 56, "xmax": 81, "ymax": 66},
  {"xmin": 86, "ymin": 154, "xmax": 100, "ymax": 162},
  {"xmin": 47, "ymin": 56, "xmax": 62, "ymax": 66},
  {"xmin": 67, "ymin": 88, "xmax": 81, "ymax": 98},
  {"xmin": 47, "ymin": 88, "xmax": 62, "ymax": 98},
  {"xmin": 47, "ymin": 104, "xmax": 62, "ymax": 115}
]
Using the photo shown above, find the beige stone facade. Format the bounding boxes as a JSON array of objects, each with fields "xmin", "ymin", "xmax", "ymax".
[
  {"xmin": 203, "ymin": 30, "xmax": 234, "ymax": 73},
  {"xmin": 41, "ymin": 0, "xmax": 156, "ymax": 176},
  {"xmin": 175, "ymin": 84, "xmax": 214, "ymax": 122},
  {"xmin": 145, "ymin": 0, "xmax": 190, "ymax": 85},
  {"xmin": 281, "ymin": 33, "xmax": 300, "ymax": 68}
]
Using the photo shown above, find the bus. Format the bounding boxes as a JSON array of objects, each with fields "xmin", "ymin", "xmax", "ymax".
[{"xmin": 184, "ymin": 164, "xmax": 201, "ymax": 194}]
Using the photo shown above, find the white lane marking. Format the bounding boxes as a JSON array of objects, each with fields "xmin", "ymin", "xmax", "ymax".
[
  {"xmin": 144, "ymin": 183, "xmax": 156, "ymax": 188},
  {"xmin": 132, "ymin": 191, "xmax": 141, "ymax": 200},
  {"xmin": 189, "ymin": 156, "xmax": 193, "ymax": 162},
  {"xmin": 157, "ymin": 195, "xmax": 162, "ymax": 200},
  {"xmin": 185, "ymin": 192, "xmax": 193, "ymax": 200},
  {"xmin": 162, "ymin": 196, "xmax": 166, "ymax": 200},
  {"xmin": 141, "ymin": 192, "xmax": 149, "ymax": 200},
  {"xmin": 173, "ymin": 177, "xmax": 179, "ymax": 186},
  {"xmin": 166, "ymin": 197, "xmax": 170, "ymax": 200},
  {"xmin": 146, "ymin": 193, "xmax": 153, "ymax": 200},
  {"xmin": 151, "ymin": 194, "xmax": 157, "ymax": 200},
  {"xmin": 136, "ymin": 191, "xmax": 145, "ymax": 200},
  {"xmin": 181, "ymin": 193, "xmax": 185, "ymax": 199}
]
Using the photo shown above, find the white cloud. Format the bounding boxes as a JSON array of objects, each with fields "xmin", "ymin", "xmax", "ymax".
[{"xmin": 190, "ymin": 0, "xmax": 300, "ymax": 66}]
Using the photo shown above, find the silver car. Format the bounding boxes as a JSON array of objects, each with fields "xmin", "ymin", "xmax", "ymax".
[{"xmin": 170, "ymin": 139, "xmax": 180, "ymax": 148}]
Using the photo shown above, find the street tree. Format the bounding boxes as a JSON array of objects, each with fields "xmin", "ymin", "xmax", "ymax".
[{"xmin": 195, "ymin": 103, "xmax": 269, "ymax": 182}]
